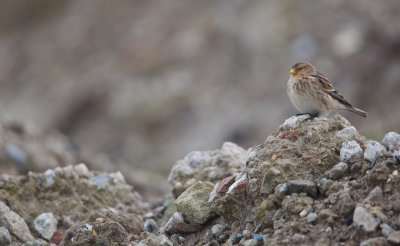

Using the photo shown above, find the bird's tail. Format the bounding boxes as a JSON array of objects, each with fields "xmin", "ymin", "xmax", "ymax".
[{"xmin": 347, "ymin": 107, "xmax": 369, "ymax": 118}]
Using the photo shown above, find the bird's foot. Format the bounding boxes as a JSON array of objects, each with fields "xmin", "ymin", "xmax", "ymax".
[{"xmin": 295, "ymin": 113, "xmax": 319, "ymax": 120}]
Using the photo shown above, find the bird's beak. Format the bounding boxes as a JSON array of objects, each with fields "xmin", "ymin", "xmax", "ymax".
[{"xmin": 290, "ymin": 69, "xmax": 296, "ymax": 76}]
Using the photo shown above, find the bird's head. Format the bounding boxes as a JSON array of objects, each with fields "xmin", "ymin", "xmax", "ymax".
[{"xmin": 290, "ymin": 61, "xmax": 316, "ymax": 78}]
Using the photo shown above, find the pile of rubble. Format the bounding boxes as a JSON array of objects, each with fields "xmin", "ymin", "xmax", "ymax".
[{"xmin": 1, "ymin": 115, "xmax": 400, "ymax": 245}]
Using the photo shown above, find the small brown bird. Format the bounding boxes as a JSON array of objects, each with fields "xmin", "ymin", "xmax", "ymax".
[{"xmin": 287, "ymin": 61, "xmax": 368, "ymax": 118}]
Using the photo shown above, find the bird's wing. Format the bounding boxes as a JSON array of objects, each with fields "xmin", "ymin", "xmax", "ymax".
[{"xmin": 312, "ymin": 72, "xmax": 353, "ymax": 108}]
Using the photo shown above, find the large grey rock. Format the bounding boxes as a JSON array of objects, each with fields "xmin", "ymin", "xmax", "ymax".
[
  {"xmin": 0, "ymin": 201, "xmax": 34, "ymax": 242},
  {"xmin": 364, "ymin": 140, "xmax": 386, "ymax": 162},
  {"xmin": 340, "ymin": 140, "xmax": 363, "ymax": 164},
  {"xmin": 382, "ymin": 132, "xmax": 400, "ymax": 151},
  {"xmin": 353, "ymin": 205, "xmax": 380, "ymax": 232},
  {"xmin": 175, "ymin": 181, "xmax": 215, "ymax": 224}
]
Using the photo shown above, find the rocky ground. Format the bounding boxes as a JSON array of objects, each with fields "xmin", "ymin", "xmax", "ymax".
[{"xmin": 1, "ymin": 114, "xmax": 400, "ymax": 245}]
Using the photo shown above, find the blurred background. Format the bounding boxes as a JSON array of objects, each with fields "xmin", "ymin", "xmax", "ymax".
[{"xmin": 0, "ymin": 0, "xmax": 399, "ymax": 200}]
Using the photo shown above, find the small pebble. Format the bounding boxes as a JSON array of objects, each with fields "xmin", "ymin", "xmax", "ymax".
[
  {"xmin": 73, "ymin": 163, "xmax": 91, "ymax": 178},
  {"xmin": 0, "ymin": 227, "xmax": 11, "ymax": 245},
  {"xmin": 299, "ymin": 209, "xmax": 308, "ymax": 217},
  {"xmin": 243, "ymin": 229, "xmax": 252, "ymax": 239},
  {"xmin": 318, "ymin": 178, "xmax": 333, "ymax": 195},
  {"xmin": 229, "ymin": 232, "xmax": 244, "ymax": 244},
  {"xmin": 211, "ymin": 224, "xmax": 224, "ymax": 238},
  {"xmin": 274, "ymin": 183, "xmax": 288, "ymax": 198},
  {"xmin": 325, "ymin": 227, "xmax": 332, "ymax": 233},
  {"xmin": 393, "ymin": 199, "xmax": 400, "ymax": 212},
  {"xmin": 144, "ymin": 212, "xmax": 155, "ymax": 219},
  {"xmin": 364, "ymin": 140, "xmax": 386, "ymax": 163},
  {"xmin": 273, "ymin": 219, "xmax": 285, "ymax": 230},
  {"xmin": 44, "ymin": 169, "xmax": 55, "ymax": 187},
  {"xmin": 307, "ymin": 212, "xmax": 317, "ymax": 223},
  {"xmin": 144, "ymin": 219, "xmax": 159, "ymax": 233},
  {"xmin": 292, "ymin": 233, "xmax": 305, "ymax": 243},
  {"xmin": 217, "ymin": 233, "xmax": 230, "ymax": 243},
  {"xmin": 253, "ymin": 234, "xmax": 264, "ymax": 241},
  {"xmin": 242, "ymin": 239, "xmax": 258, "ymax": 246},
  {"xmin": 381, "ymin": 223, "xmax": 394, "ymax": 237},
  {"xmin": 285, "ymin": 179, "xmax": 317, "ymax": 198},
  {"xmin": 340, "ymin": 140, "xmax": 363, "ymax": 164},
  {"xmin": 90, "ymin": 175, "xmax": 112, "ymax": 189},
  {"xmin": 336, "ymin": 126, "xmax": 358, "ymax": 140},
  {"xmin": 279, "ymin": 115, "xmax": 310, "ymax": 130},
  {"xmin": 50, "ymin": 231, "xmax": 63, "ymax": 245},
  {"xmin": 394, "ymin": 150, "xmax": 400, "ymax": 163},
  {"xmin": 366, "ymin": 186, "xmax": 383, "ymax": 202},
  {"xmin": 33, "ymin": 212, "xmax": 58, "ymax": 240},
  {"xmin": 323, "ymin": 162, "xmax": 348, "ymax": 180}
]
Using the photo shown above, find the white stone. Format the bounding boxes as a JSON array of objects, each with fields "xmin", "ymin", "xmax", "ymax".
[
  {"xmin": 340, "ymin": 140, "xmax": 363, "ymax": 163},
  {"xmin": 34, "ymin": 212, "xmax": 58, "ymax": 240},
  {"xmin": 299, "ymin": 209, "xmax": 308, "ymax": 217},
  {"xmin": 279, "ymin": 115, "xmax": 310, "ymax": 131},
  {"xmin": 110, "ymin": 171, "xmax": 126, "ymax": 183},
  {"xmin": 74, "ymin": 163, "xmax": 91, "ymax": 178},
  {"xmin": 44, "ymin": 169, "xmax": 55, "ymax": 187},
  {"xmin": 307, "ymin": 212, "xmax": 317, "ymax": 223}
]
